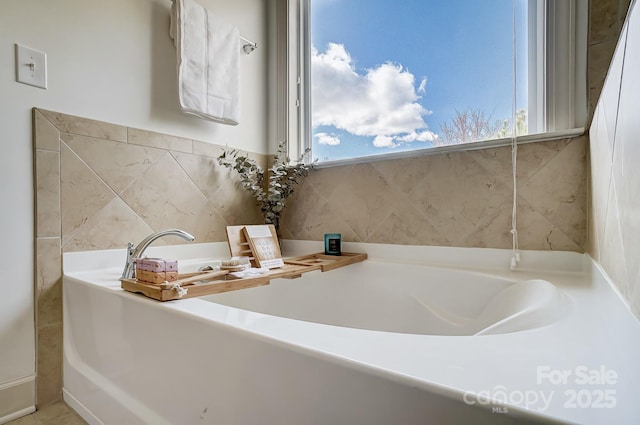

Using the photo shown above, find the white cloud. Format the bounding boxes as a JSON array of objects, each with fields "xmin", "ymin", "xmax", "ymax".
[
  {"xmin": 312, "ymin": 43, "xmax": 437, "ymax": 148},
  {"xmin": 372, "ymin": 135, "xmax": 396, "ymax": 148},
  {"xmin": 396, "ymin": 130, "xmax": 438, "ymax": 143},
  {"xmin": 315, "ymin": 132, "xmax": 341, "ymax": 145}
]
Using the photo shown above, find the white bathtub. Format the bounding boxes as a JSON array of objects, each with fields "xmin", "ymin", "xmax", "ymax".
[
  {"xmin": 205, "ymin": 262, "xmax": 566, "ymax": 337},
  {"xmin": 62, "ymin": 241, "xmax": 640, "ymax": 425}
]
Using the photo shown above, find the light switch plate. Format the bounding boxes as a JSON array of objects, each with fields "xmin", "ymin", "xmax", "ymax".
[{"xmin": 15, "ymin": 43, "xmax": 47, "ymax": 89}]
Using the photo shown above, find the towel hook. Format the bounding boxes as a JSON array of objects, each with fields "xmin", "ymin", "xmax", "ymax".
[{"xmin": 240, "ymin": 36, "xmax": 258, "ymax": 54}]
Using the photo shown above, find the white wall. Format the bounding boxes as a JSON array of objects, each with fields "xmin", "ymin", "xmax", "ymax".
[
  {"xmin": 589, "ymin": 0, "xmax": 640, "ymax": 317},
  {"xmin": 0, "ymin": 0, "xmax": 267, "ymax": 415}
]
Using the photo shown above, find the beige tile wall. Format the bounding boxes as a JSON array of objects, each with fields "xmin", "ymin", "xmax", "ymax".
[
  {"xmin": 282, "ymin": 137, "xmax": 588, "ymax": 251},
  {"xmin": 589, "ymin": 0, "xmax": 640, "ymax": 317},
  {"xmin": 33, "ymin": 109, "xmax": 263, "ymax": 406},
  {"xmin": 588, "ymin": 0, "xmax": 633, "ymax": 118}
]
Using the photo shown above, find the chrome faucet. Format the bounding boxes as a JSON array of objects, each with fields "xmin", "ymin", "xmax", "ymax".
[{"xmin": 120, "ymin": 229, "xmax": 195, "ymax": 279}]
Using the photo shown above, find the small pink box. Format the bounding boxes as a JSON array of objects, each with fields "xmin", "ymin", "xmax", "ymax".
[{"xmin": 134, "ymin": 258, "xmax": 178, "ymax": 273}]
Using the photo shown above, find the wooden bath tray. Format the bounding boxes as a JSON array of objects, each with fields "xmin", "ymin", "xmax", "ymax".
[
  {"xmin": 121, "ymin": 270, "xmax": 270, "ymax": 301},
  {"xmin": 264, "ymin": 263, "xmax": 321, "ymax": 279},
  {"xmin": 121, "ymin": 252, "xmax": 367, "ymax": 301},
  {"xmin": 284, "ymin": 252, "xmax": 367, "ymax": 272}
]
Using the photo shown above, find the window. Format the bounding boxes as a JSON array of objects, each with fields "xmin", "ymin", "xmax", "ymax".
[{"xmin": 271, "ymin": 0, "xmax": 587, "ymax": 164}]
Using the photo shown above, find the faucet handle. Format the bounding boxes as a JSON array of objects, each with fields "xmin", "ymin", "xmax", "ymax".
[{"xmin": 121, "ymin": 242, "xmax": 137, "ymax": 280}]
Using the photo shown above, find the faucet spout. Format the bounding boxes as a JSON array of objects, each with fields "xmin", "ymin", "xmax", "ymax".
[{"xmin": 121, "ymin": 229, "xmax": 195, "ymax": 280}]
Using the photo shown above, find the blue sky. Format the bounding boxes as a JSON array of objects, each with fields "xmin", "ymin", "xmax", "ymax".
[{"xmin": 310, "ymin": 0, "xmax": 527, "ymax": 161}]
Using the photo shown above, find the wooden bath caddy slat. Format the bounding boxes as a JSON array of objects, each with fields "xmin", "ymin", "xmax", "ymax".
[
  {"xmin": 120, "ymin": 252, "xmax": 367, "ymax": 301},
  {"xmin": 225, "ymin": 225, "xmax": 257, "ymax": 263},
  {"xmin": 264, "ymin": 262, "xmax": 321, "ymax": 279},
  {"xmin": 121, "ymin": 270, "xmax": 270, "ymax": 301},
  {"xmin": 284, "ymin": 252, "xmax": 367, "ymax": 272}
]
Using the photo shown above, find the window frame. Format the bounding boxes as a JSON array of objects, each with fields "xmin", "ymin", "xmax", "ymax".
[{"xmin": 270, "ymin": 0, "xmax": 588, "ymax": 167}]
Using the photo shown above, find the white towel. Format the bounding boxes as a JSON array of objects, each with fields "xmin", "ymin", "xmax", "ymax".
[{"xmin": 171, "ymin": 0, "xmax": 240, "ymax": 126}]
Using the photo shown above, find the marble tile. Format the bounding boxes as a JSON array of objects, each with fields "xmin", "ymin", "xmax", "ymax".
[
  {"xmin": 282, "ymin": 182, "xmax": 359, "ymax": 242},
  {"xmin": 209, "ymin": 171, "xmax": 263, "ymax": 226},
  {"xmin": 600, "ymin": 181, "xmax": 630, "ymax": 296},
  {"xmin": 462, "ymin": 194, "xmax": 583, "ymax": 252},
  {"xmin": 63, "ymin": 133, "xmax": 165, "ymax": 195},
  {"xmin": 192, "ymin": 140, "xmax": 226, "ymax": 158},
  {"xmin": 34, "ymin": 110, "xmax": 60, "ymax": 151},
  {"xmin": 611, "ymin": 13, "xmax": 640, "ymax": 292},
  {"xmin": 471, "ymin": 139, "xmax": 570, "ymax": 187},
  {"xmin": 589, "ymin": 40, "xmax": 618, "ymax": 113},
  {"xmin": 171, "ymin": 151, "xmax": 224, "ymax": 201},
  {"xmin": 38, "ymin": 109, "xmax": 126, "ymax": 142},
  {"xmin": 36, "ymin": 238, "xmax": 62, "ymax": 327},
  {"xmin": 520, "ymin": 138, "xmax": 587, "ymax": 249},
  {"xmin": 372, "ymin": 156, "xmax": 431, "ymax": 195},
  {"xmin": 287, "ymin": 137, "xmax": 588, "ymax": 251},
  {"xmin": 280, "ymin": 182, "xmax": 322, "ymax": 241},
  {"xmin": 368, "ymin": 207, "xmax": 449, "ymax": 246},
  {"xmin": 462, "ymin": 200, "xmax": 514, "ymax": 249},
  {"xmin": 36, "ymin": 324, "xmax": 62, "ymax": 407},
  {"xmin": 515, "ymin": 199, "xmax": 584, "ymax": 252},
  {"xmin": 128, "ymin": 127, "xmax": 192, "ymax": 153},
  {"xmin": 373, "ymin": 148, "xmax": 520, "ymax": 246},
  {"xmin": 590, "ymin": 0, "xmax": 620, "ymax": 44},
  {"xmin": 600, "ymin": 99, "xmax": 622, "ymax": 162},
  {"xmin": 589, "ymin": 106, "xmax": 614, "ymax": 261},
  {"xmin": 408, "ymin": 151, "xmax": 511, "ymax": 242},
  {"xmin": 305, "ymin": 164, "xmax": 356, "ymax": 201},
  {"xmin": 35, "ymin": 150, "xmax": 60, "ymax": 238},
  {"xmin": 325, "ymin": 163, "xmax": 403, "ymax": 241},
  {"xmin": 60, "ymin": 144, "xmax": 115, "ymax": 243},
  {"xmin": 120, "ymin": 153, "xmax": 228, "ymax": 243},
  {"xmin": 586, "ymin": 0, "xmax": 640, "ymax": 319},
  {"xmin": 598, "ymin": 22, "xmax": 627, "ymax": 150},
  {"xmin": 62, "ymin": 197, "xmax": 157, "ymax": 252}
]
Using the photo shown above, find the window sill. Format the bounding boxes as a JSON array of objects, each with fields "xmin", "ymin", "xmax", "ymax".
[{"xmin": 310, "ymin": 127, "xmax": 585, "ymax": 169}]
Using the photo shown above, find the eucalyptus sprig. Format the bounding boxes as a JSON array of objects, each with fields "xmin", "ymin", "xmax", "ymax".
[{"xmin": 217, "ymin": 141, "xmax": 313, "ymax": 232}]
